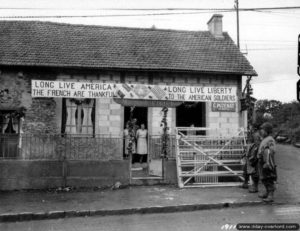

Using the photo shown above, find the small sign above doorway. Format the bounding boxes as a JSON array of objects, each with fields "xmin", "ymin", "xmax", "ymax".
[
  {"xmin": 114, "ymin": 99, "xmax": 183, "ymax": 108},
  {"xmin": 211, "ymin": 102, "xmax": 236, "ymax": 112}
]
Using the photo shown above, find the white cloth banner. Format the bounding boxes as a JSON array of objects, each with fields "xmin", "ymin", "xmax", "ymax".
[{"xmin": 31, "ymin": 80, "xmax": 237, "ymax": 103}]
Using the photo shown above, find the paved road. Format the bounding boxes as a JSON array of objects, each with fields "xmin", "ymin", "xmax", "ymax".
[
  {"xmin": 275, "ymin": 145, "xmax": 300, "ymax": 203},
  {"xmin": 1, "ymin": 204, "xmax": 300, "ymax": 231},
  {"xmin": 1, "ymin": 144, "xmax": 299, "ymax": 231}
]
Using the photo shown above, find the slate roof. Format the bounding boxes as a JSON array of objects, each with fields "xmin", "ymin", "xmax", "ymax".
[{"xmin": 0, "ymin": 20, "xmax": 257, "ymax": 76}]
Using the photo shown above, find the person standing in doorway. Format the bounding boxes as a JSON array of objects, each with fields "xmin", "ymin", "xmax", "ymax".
[
  {"xmin": 131, "ymin": 118, "xmax": 139, "ymax": 163},
  {"xmin": 124, "ymin": 122, "xmax": 136, "ymax": 159},
  {"xmin": 136, "ymin": 124, "xmax": 148, "ymax": 164}
]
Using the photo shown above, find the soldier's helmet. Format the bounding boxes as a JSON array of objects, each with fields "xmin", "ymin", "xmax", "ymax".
[{"xmin": 260, "ymin": 122, "xmax": 273, "ymax": 135}]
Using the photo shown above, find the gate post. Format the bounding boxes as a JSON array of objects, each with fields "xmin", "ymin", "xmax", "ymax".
[
  {"xmin": 62, "ymin": 153, "xmax": 67, "ymax": 188},
  {"xmin": 62, "ymin": 136, "xmax": 67, "ymax": 188},
  {"xmin": 161, "ymin": 107, "xmax": 169, "ymax": 180}
]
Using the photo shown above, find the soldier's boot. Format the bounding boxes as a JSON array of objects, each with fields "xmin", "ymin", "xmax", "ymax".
[
  {"xmin": 240, "ymin": 176, "xmax": 249, "ymax": 189},
  {"xmin": 263, "ymin": 191, "xmax": 274, "ymax": 202},
  {"xmin": 248, "ymin": 182, "xmax": 258, "ymax": 193},
  {"xmin": 258, "ymin": 191, "xmax": 268, "ymax": 198},
  {"xmin": 240, "ymin": 172, "xmax": 249, "ymax": 189},
  {"xmin": 240, "ymin": 182, "xmax": 248, "ymax": 189}
]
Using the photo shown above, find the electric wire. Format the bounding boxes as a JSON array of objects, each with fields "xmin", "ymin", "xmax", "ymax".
[
  {"xmin": 252, "ymin": 78, "xmax": 297, "ymax": 84},
  {"xmin": 1, "ymin": 6, "xmax": 300, "ymax": 11},
  {"xmin": 0, "ymin": 6, "xmax": 300, "ymax": 18},
  {"xmin": 0, "ymin": 10, "xmax": 234, "ymax": 19}
]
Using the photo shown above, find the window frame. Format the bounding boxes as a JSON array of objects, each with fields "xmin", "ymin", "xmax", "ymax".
[{"xmin": 61, "ymin": 98, "xmax": 96, "ymax": 137}]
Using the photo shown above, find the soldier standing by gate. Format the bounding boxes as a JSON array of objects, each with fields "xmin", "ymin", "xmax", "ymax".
[{"xmin": 258, "ymin": 122, "xmax": 277, "ymax": 202}]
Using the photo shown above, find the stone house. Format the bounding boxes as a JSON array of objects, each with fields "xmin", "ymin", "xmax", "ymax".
[{"xmin": 0, "ymin": 14, "xmax": 256, "ymax": 190}]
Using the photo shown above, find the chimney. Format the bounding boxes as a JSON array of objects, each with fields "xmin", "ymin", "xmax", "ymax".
[{"xmin": 207, "ymin": 14, "xmax": 223, "ymax": 38}]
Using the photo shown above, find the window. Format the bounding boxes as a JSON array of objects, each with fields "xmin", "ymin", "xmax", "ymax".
[
  {"xmin": 176, "ymin": 102, "xmax": 206, "ymax": 135},
  {"xmin": 0, "ymin": 110, "xmax": 20, "ymax": 134},
  {"xmin": 62, "ymin": 99, "xmax": 95, "ymax": 136},
  {"xmin": 0, "ymin": 110, "xmax": 21, "ymax": 159}
]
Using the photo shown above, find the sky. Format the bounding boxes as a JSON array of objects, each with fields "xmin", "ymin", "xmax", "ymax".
[{"xmin": 0, "ymin": 0, "xmax": 299, "ymax": 102}]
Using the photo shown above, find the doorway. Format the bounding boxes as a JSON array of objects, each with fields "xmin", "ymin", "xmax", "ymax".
[
  {"xmin": 124, "ymin": 107, "xmax": 147, "ymax": 129},
  {"xmin": 124, "ymin": 107, "xmax": 150, "ymax": 178},
  {"xmin": 176, "ymin": 102, "xmax": 206, "ymax": 134}
]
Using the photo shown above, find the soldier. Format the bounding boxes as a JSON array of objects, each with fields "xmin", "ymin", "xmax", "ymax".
[
  {"xmin": 240, "ymin": 131, "xmax": 260, "ymax": 190},
  {"xmin": 247, "ymin": 132, "xmax": 261, "ymax": 193},
  {"xmin": 257, "ymin": 122, "xmax": 277, "ymax": 202}
]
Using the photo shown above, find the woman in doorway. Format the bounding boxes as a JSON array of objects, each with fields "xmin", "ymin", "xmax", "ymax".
[
  {"xmin": 136, "ymin": 123, "xmax": 148, "ymax": 164},
  {"xmin": 124, "ymin": 122, "xmax": 136, "ymax": 159}
]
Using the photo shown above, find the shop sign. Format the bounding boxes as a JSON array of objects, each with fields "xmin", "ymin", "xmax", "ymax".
[
  {"xmin": 32, "ymin": 80, "xmax": 115, "ymax": 98},
  {"xmin": 32, "ymin": 80, "xmax": 237, "ymax": 103},
  {"xmin": 211, "ymin": 102, "xmax": 236, "ymax": 112},
  {"xmin": 114, "ymin": 98, "xmax": 183, "ymax": 107}
]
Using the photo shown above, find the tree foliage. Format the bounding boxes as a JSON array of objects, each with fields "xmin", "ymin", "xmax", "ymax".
[
  {"xmin": 254, "ymin": 100, "xmax": 300, "ymax": 141},
  {"xmin": 255, "ymin": 99, "xmax": 282, "ymax": 114}
]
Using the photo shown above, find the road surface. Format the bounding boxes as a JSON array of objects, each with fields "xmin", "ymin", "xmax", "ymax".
[
  {"xmin": 1, "ymin": 144, "xmax": 299, "ymax": 231},
  {"xmin": 1, "ymin": 204, "xmax": 299, "ymax": 231}
]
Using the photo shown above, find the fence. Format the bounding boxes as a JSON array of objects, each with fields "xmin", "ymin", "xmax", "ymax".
[
  {"xmin": 0, "ymin": 134, "xmax": 123, "ymax": 160},
  {"xmin": 0, "ymin": 134, "xmax": 175, "ymax": 161}
]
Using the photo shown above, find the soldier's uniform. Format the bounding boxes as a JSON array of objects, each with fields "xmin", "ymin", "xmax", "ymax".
[
  {"xmin": 247, "ymin": 141, "xmax": 260, "ymax": 193},
  {"xmin": 258, "ymin": 130, "xmax": 277, "ymax": 202}
]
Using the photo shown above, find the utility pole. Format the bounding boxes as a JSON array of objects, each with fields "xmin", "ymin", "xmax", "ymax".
[{"xmin": 235, "ymin": 0, "xmax": 240, "ymax": 49}]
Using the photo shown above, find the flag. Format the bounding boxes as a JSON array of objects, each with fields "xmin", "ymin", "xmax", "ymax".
[{"xmin": 151, "ymin": 86, "xmax": 166, "ymax": 100}]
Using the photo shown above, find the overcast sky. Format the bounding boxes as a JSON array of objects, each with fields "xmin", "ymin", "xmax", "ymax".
[{"xmin": 0, "ymin": 0, "xmax": 299, "ymax": 102}]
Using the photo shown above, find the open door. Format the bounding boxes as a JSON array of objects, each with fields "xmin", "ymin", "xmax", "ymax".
[
  {"xmin": 176, "ymin": 102, "xmax": 206, "ymax": 129},
  {"xmin": 148, "ymin": 134, "xmax": 163, "ymax": 178}
]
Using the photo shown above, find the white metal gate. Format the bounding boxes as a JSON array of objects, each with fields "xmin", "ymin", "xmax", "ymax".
[{"xmin": 175, "ymin": 127, "xmax": 246, "ymax": 188}]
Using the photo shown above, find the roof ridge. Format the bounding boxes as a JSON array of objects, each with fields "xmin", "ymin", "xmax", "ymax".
[
  {"xmin": 0, "ymin": 20, "xmax": 256, "ymax": 76},
  {"xmin": 0, "ymin": 20, "xmax": 227, "ymax": 34}
]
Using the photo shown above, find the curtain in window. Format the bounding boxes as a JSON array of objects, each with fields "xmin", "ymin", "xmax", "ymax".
[
  {"xmin": 82, "ymin": 99, "xmax": 94, "ymax": 134},
  {"xmin": 1, "ymin": 116, "xmax": 9, "ymax": 134},
  {"xmin": 65, "ymin": 99, "xmax": 77, "ymax": 134},
  {"xmin": 65, "ymin": 99, "xmax": 94, "ymax": 135},
  {"xmin": 12, "ymin": 118, "xmax": 19, "ymax": 133}
]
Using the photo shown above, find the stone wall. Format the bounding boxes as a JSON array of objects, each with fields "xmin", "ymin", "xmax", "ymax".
[
  {"xmin": 0, "ymin": 71, "xmax": 32, "ymax": 110},
  {"xmin": 205, "ymin": 76, "xmax": 242, "ymax": 136},
  {"xmin": 0, "ymin": 160, "xmax": 64, "ymax": 190},
  {"xmin": 95, "ymin": 98, "xmax": 123, "ymax": 136},
  {"xmin": 151, "ymin": 72, "xmax": 242, "ymax": 136},
  {"xmin": 34, "ymin": 70, "xmax": 242, "ymax": 139},
  {"xmin": 0, "ymin": 160, "xmax": 129, "ymax": 190},
  {"xmin": 67, "ymin": 160, "xmax": 130, "ymax": 187},
  {"xmin": 0, "ymin": 68, "xmax": 243, "ymax": 189},
  {"xmin": 23, "ymin": 98, "xmax": 58, "ymax": 134},
  {"xmin": 1, "ymin": 68, "xmax": 243, "ymax": 160},
  {"xmin": 0, "ymin": 70, "xmax": 59, "ymax": 134}
]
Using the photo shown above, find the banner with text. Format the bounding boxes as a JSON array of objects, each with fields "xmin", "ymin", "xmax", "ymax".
[{"xmin": 32, "ymin": 80, "xmax": 237, "ymax": 103}]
